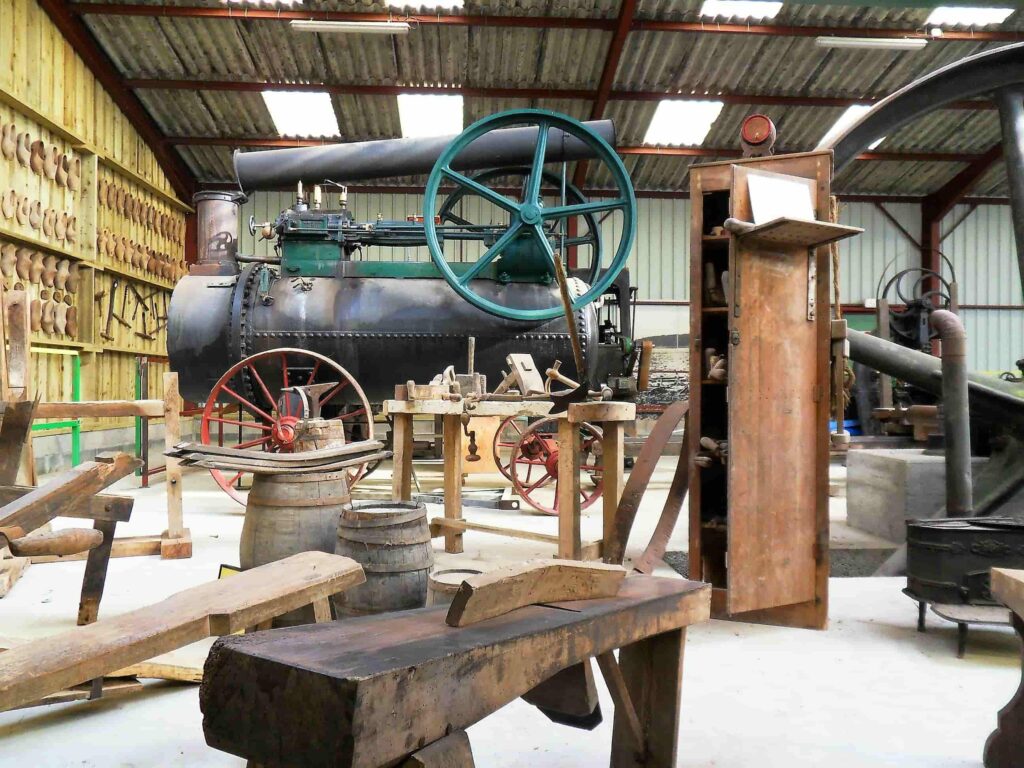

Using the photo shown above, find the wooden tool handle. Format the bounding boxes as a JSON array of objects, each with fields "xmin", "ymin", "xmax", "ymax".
[{"xmin": 8, "ymin": 528, "xmax": 104, "ymax": 557}]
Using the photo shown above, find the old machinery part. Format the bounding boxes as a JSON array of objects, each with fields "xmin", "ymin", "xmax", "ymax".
[
  {"xmin": 877, "ymin": 266, "xmax": 955, "ymax": 354},
  {"xmin": 821, "ymin": 43, "xmax": 1024, "ymax": 299},
  {"xmin": 423, "ymin": 109, "xmax": 636, "ymax": 322},
  {"xmin": 234, "ymin": 120, "xmax": 616, "ymax": 191},
  {"xmin": 198, "ymin": 347, "xmax": 374, "ymax": 505},
  {"xmin": 194, "ymin": 191, "xmax": 244, "ymax": 276},
  {"xmin": 509, "ymin": 416, "xmax": 603, "ymax": 516},
  {"xmin": 740, "ymin": 114, "xmax": 777, "ymax": 157},
  {"xmin": 931, "ymin": 310, "xmax": 973, "ymax": 518},
  {"xmin": 438, "ymin": 167, "xmax": 603, "ymax": 286},
  {"xmin": 493, "ymin": 415, "xmax": 529, "ymax": 482}
]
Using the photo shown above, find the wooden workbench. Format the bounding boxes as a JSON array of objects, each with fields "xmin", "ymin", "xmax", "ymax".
[
  {"xmin": 984, "ymin": 568, "xmax": 1024, "ymax": 767},
  {"xmin": 384, "ymin": 398, "xmax": 635, "ymax": 560},
  {"xmin": 201, "ymin": 575, "xmax": 711, "ymax": 768}
]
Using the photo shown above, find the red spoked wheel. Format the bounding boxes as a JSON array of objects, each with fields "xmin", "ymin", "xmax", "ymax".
[
  {"xmin": 199, "ymin": 348, "xmax": 374, "ymax": 505},
  {"xmin": 493, "ymin": 415, "xmax": 531, "ymax": 482},
  {"xmin": 509, "ymin": 417, "xmax": 603, "ymax": 516}
]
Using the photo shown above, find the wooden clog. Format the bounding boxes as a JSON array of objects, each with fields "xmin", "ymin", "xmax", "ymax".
[
  {"xmin": 43, "ymin": 146, "xmax": 59, "ymax": 180},
  {"xmin": 15, "ymin": 248, "xmax": 31, "ymax": 280},
  {"xmin": 114, "ymin": 236, "xmax": 126, "ymax": 261},
  {"xmin": 105, "ymin": 182, "xmax": 117, "ymax": 209},
  {"xmin": 29, "ymin": 140, "xmax": 45, "ymax": 175},
  {"xmin": 40, "ymin": 291, "xmax": 55, "ymax": 334},
  {"xmin": 0, "ymin": 244, "xmax": 16, "ymax": 278},
  {"xmin": 54, "ymin": 300, "xmax": 68, "ymax": 336},
  {"xmin": 28, "ymin": 251, "xmax": 43, "ymax": 283},
  {"xmin": 29, "ymin": 298, "xmax": 41, "ymax": 332},
  {"xmin": 55, "ymin": 211, "xmax": 67, "ymax": 241},
  {"xmin": 55, "ymin": 259, "xmax": 70, "ymax": 291},
  {"xmin": 1, "ymin": 124, "xmax": 16, "ymax": 161},
  {"xmin": 66, "ymin": 262, "xmax": 80, "ymax": 294},
  {"xmin": 65, "ymin": 301, "xmax": 78, "ymax": 339},
  {"xmin": 41, "ymin": 255, "xmax": 57, "ymax": 287},
  {"xmin": 66, "ymin": 215, "xmax": 77, "ymax": 243},
  {"xmin": 15, "ymin": 133, "xmax": 31, "ymax": 167},
  {"xmin": 1, "ymin": 189, "xmax": 16, "ymax": 220},
  {"xmin": 15, "ymin": 195, "xmax": 29, "ymax": 225},
  {"xmin": 42, "ymin": 208, "xmax": 56, "ymax": 238},
  {"xmin": 115, "ymin": 186, "xmax": 126, "ymax": 215},
  {"xmin": 67, "ymin": 156, "xmax": 81, "ymax": 192},
  {"xmin": 28, "ymin": 200, "xmax": 42, "ymax": 230},
  {"xmin": 55, "ymin": 153, "xmax": 69, "ymax": 187}
]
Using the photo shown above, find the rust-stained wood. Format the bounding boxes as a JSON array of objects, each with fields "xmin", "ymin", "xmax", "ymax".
[
  {"xmin": 0, "ymin": 552, "xmax": 365, "ymax": 711},
  {"xmin": 0, "ymin": 398, "xmax": 37, "ymax": 484},
  {"xmin": 391, "ymin": 412, "xmax": 414, "ymax": 502},
  {"xmin": 200, "ymin": 576, "xmax": 710, "ymax": 768},
  {"xmin": 688, "ymin": 153, "xmax": 831, "ymax": 629},
  {"xmin": 596, "ymin": 651, "xmax": 644, "ymax": 751},
  {"xmin": 7, "ymin": 527, "xmax": 103, "ymax": 557},
  {"xmin": 35, "ymin": 399, "xmax": 164, "ymax": 418},
  {"xmin": 163, "ymin": 372, "xmax": 183, "ymax": 539},
  {"xmin": 726, "ymin": 164, "xmax": 820, "ymax": 615},
  {"xmin": 442, "ymin": 414, "xmax": 464, "ymax": 554},
  {"xmin": 445, "ymin": 560, "xmax": 627, "ymax": 627},
  {"xmin": 0, "ymin": 485, "xmax": 133, "ymax": 522},
  {"xmin": 0, "ymin": 451, "xmax": 139, "ymax": 536}
]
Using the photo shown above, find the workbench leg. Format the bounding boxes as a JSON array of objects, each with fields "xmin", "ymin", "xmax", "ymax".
[
  {"xmin": 985, "ymin": 614, "xmax": 1024, "ymax": 767},
  {"xmin": 402, "ymin": 730, "xmax": 475, "ymax": 767},
  {"xmin": 557, "ymin": 419, "xmax": 581, "ymax": 560},
  {"xmin": 609, "ymin": 628, "xmax": 685, "ymax": 768},
  {"xmin": 77, "ymin": 519, "xmax": 117, "ymax": 625},
  {"xmin": 602, "ymin": 422, "xmax": 625, "ymax": 557},
  {"xmin": 392, "ymin": 413, "xmax": 414, "ymax": 502},
  {"xmin": 442, "ymin": 414, "xmax": 464, "ymax": 554},
  {"xmin": 161, "ymin": 372, "xmax": 191, "ymax": 559}
]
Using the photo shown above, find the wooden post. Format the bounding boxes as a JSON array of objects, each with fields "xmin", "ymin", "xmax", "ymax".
[
  {"xmin": 602, "ymin": 421, "xmax": 625, "ymax": 552},
  {"xmin": 442, "ymin": 414, "xmax": 464, "ymax": 554},
  {"xmin": 160, "ymin": 372, "xmax": 190, "ymax": 559},
  {"xmin": 610, "ymin": 629, "xmax": 686, "ymax": 768},
  {"xmin": 557, "ymin": 418, "xmax": 581, "ymax": 560},
  {"xmin": 391, "ymin": 413, "xmax": 414, "ymax": 501}
]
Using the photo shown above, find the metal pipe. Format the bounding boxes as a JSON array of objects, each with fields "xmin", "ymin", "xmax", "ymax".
[
  {"xmin": 930, "ymin": 310, "xmax": 973, "ymax": 517},
  {"xmin": 996, "ymin": 86, "xmax": 1024, "ymax": 301},
  {"xmin": 192, "ymin": 191, "xmax": 245, "ymax": 276},
  {"xmin": 234, "ymin": 120, "xmax": 616, "ymax": 191},
  {"xmin": 847, "ymin": 329, "xmax": 1024, "ymax": 428}
]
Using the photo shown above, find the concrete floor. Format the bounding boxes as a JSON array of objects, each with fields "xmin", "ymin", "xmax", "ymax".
[{"xmin": 0, "ymin": 459, "xmax": 1019, "ymax": 767}]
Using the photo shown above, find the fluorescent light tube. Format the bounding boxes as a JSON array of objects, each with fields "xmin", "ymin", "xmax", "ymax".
[
  {"xmin": 816, "ymin": 37, "xmax": 927, "ymax": 51},
  {"xmin": 289, "ymin": 20, "xmax": 412, "ymax": 35}
]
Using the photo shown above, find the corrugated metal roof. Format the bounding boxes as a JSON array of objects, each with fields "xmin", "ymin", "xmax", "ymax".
[{"xmin": 75, "ymin": 1, "xmax": 1021, "ymax": 194}]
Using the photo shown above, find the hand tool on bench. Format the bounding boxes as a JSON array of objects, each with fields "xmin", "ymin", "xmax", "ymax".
[
  {"xmin": 201, "ymin": 564, "xmax": 711, "ymax": 768},
  {"xmin": 548, "ymin": 253, "xmax": 589, "ymax": 415},
  {"xmin": 0, "ymin": 552, "xmax": 365, "ymax": 712}
]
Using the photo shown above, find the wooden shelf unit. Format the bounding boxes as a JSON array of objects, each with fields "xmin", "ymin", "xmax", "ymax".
[{"xmin": 688, "ymin": 152, "xmax": 837, "ymax": 630}]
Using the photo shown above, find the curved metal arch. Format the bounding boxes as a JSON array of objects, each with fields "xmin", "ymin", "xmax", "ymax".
[{"xmin": 821, "ymin": 42, "xmax": 1024, "ymax": 172}]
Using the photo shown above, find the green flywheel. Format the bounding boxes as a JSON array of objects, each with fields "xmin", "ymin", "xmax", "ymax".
[{"xmin": 423, "ymin": 109, "xmax": 637, "ymax": 322}]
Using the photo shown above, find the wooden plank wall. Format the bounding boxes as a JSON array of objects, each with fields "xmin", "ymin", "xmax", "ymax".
[{"xmin": 0, "ymin": 0, "xmax": 189, "ymax": 435}]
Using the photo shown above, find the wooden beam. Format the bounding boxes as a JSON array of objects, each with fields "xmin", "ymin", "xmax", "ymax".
[
  {"xmin": 445, "ymin": 560, "xmax": 627, "ymax": 627},
  {"xmin": 35, "ymin": 0, "xmax": 195, "ymax": 200},
  {"xmin": 0, "ymin": 552, "xmax": 365, "ymax": 711},
  {"xmin": 71, "ymin": 4, "xmax": 1024, "ymax": 43}
]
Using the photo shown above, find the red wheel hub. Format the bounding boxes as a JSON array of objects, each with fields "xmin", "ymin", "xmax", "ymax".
[{"xmin": 270, "ymin": 415, "xmax": 300, "ymax": 448}]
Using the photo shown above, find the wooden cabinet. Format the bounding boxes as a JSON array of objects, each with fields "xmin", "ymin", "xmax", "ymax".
[{"xmin": 687, "ymin": 152, "xmax": 839, "ymax": 630}]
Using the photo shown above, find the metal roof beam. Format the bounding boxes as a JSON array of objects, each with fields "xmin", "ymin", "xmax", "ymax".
[
  {"xmin": 121, "ymin": 78, "xmax": 993, "ymax": 112},
  {"xmin": 922, "ymin": 143, "xmax": 1003, "ymax": 221},
  {"xmin": 166, "ymin": 135, "xmax": 984, "ymax": 163},
  {"xmin": 38, "ymin": 1, "xmax": 195, "ymax": 200},
  {"xmin": 69, "ymin": 4, "xmax": 1024, "ymax": 43}
]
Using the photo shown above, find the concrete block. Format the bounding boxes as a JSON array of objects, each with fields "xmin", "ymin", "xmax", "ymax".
[{"xmin": 846, "ymin": 449, "xmax": 987, "ymax": 543}]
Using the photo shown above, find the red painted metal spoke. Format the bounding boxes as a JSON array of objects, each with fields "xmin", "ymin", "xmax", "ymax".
[
  {"xmin": 207, "ymin": 416, "xmax": 272, "ymax": 431},
  {"xmin": 319, "ymin": 379, "xmax": 350, "ymax": 408},
  {"xmin": 237, "ymin": 435, "xmax": 273, "ymax": 450},
  {"xmin": 524, "ymin": 472, "xmax": 554, "ymax": 493},
  {"xmin": 305, "ymin": 358, "xmax": 320, "ymax": 386},
  {"xmin": 227, "ymin": 471, "xmax": 245, "ymax": 486},
  {"xmin": 339, "ymin": 407, "xmax": 367, "ymax": 421},
  {"xmin": 580, "ymin": 486, "xmax": 594, "ymax": 502},
  {"xmin": 246, "ymin": 363, "xmax": 278, "ymax": 411},
  {"xmin": 220, "ymin": 384, "xmax": 275, "ymax": 423},
  {"xmin": 580, "ymin": 463, "xmax": 601, "ymax": 471}
]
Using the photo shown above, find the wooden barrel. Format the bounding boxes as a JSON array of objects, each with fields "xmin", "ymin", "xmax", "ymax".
[
  {"xmin": 334, "ymin": 501, "xmax": 434, "ymax": 616},
  {"xmin": 241, "ymin": 470, "xmax": 351, "ymax": 626},
  {"xmin": 293, "ymin": 418, "xmax": 346, "ymax": 452},
  {"xmin": 427, "ymin": 568, "xmax": 483, "ymax": 607}
]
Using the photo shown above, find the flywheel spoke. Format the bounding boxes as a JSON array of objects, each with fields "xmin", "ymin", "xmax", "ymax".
[{"xmin": 441, "ymin": 168, "xmax": 520, "ymax": 214}]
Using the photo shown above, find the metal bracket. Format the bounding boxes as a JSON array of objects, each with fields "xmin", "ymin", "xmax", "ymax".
[{"xmin": 806, "ymin": 251, "xmax": 817, "ymax": 321}]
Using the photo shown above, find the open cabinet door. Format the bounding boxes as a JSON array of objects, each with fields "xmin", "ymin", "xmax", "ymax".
[{"xmin": 725, "ymin": 165, "xmax": 820, "ymax": 615}]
